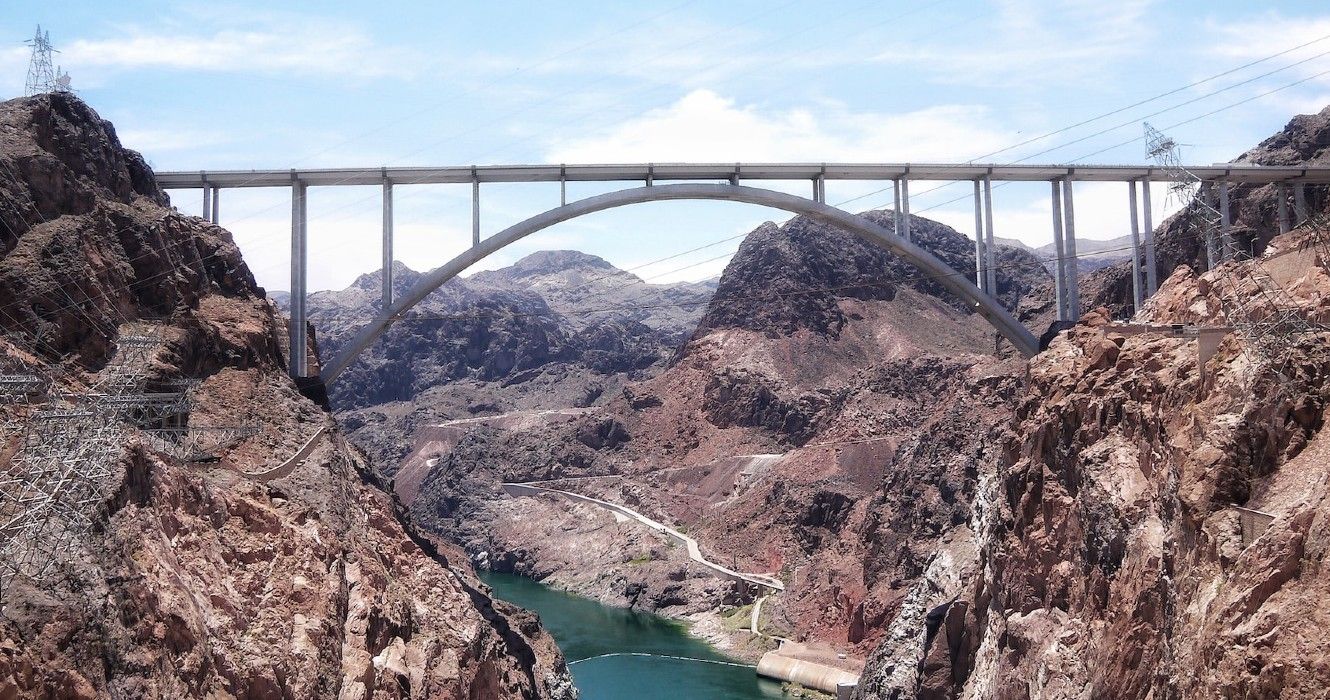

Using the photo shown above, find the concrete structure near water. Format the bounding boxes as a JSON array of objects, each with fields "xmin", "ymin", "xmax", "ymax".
[{"xmin": 756, "ymin": 650, "xmax": 860, "ymax": 695}]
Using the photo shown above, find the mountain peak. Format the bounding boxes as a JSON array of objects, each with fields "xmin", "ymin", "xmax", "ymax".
[{"xmin": 508, "ymin": 250, "xmax": 617, "ymax": 274}]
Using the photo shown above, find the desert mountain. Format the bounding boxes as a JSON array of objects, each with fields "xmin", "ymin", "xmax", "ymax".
[{"xmin": 0, "ymin": 93, "xmax": 574, "ymax": 699}]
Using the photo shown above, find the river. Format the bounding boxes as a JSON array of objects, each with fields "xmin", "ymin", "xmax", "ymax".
[{"xmin": 480, "ymin": 571, "xmax": 786, "ymax": 700}]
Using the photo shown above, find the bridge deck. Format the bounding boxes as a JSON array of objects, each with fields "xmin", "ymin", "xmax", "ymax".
[{"xmin": 155, "ymin": 162, "xmax": 1330, "ymax": 188}]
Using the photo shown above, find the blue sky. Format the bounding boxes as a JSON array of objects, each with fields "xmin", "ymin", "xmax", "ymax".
[{"xmin": 6, "ymin": 1, "xmax": 1330, "ymax": 293}]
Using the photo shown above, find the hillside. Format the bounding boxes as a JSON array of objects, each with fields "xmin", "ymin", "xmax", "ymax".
[
  {"xmin": 0, "ymin": 93, "xmax": 574, "ymax": 699},
  {"xmin": 857, "ymin": 223, "xmax": 1330, "ymax": 698},
  {"xmin": 995, "ymin": 233, "xmax": 1135, "ymax": 276}
]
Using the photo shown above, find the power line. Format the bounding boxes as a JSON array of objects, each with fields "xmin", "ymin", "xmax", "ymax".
[{"xmin": 838, "ymin": 42, "xmax": 1330, "ymax": 210}]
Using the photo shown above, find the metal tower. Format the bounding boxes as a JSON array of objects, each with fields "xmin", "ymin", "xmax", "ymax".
[
  {"xmin": 1145, "ymin": 122, "xmax": 1317, "ymax": 374},
  {"xmin": 24, "ymin": 26, "xmax": 58, "ymax": 96}
]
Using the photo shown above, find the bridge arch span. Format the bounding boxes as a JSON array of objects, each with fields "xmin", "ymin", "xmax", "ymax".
[{"xmin": 320, "ymin": 183, "xmax": 1038, "ymax": 384}]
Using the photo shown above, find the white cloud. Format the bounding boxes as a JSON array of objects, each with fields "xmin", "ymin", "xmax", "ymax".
[
  {"xmin": 872, "ymin": 0, "xmax": 1155, "ymax": 88},
  {"xmin": 60, "ymin": 21, "xmax": 401, "ymax": 79},
  {"xmin": 544, "ymin": 89, "xmax": 1018, "ymax": 163},
  {"xmin": 118, "ymin": 128, "xmax": 233, "ymax": 155}
]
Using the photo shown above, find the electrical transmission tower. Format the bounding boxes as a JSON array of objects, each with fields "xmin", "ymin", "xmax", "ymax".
[
  {"xmin": 1144, "ymin": 122, "xmax": 1318, "ymax": 372},
  {"xmin": 24, "ymin": 25, "xmax": 71, "ymax": 96},
  {"xmin": 0, "ymin": 322, "xmax": 260, "ymax": 598}
]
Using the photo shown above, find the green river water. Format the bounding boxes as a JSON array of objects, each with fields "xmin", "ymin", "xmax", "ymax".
[{"xmin": 479, "ymin": 571, "xmax": 785, "ymax": 700}]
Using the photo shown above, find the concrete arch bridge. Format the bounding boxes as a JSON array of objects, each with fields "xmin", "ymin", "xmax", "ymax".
[{"xmin": 155, "ymin": 162, "xmax": 1330, "ymax": 383}]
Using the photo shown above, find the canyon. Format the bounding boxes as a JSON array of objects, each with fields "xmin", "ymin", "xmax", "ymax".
[
  {"xmin": 4, "ymin": 89, "xmax": 1330, "ymax": 700},
  {"xmin": 309, "ymin": 109, "xmax": 1330, "ymax": 698}
]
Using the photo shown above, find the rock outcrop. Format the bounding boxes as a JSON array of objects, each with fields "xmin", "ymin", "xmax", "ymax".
[
  {"xmin": 855, "ymin": 128, "xmax": 1330, "ymax": 697},
  {"xmin": 0, "ymin": 93, "xmax": 573, "ymax": 699}
]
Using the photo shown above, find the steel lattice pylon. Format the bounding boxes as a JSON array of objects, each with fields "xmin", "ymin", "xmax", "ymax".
[
  {"xmin": 1144, "ymin": 123, "xmax": 1319, "ymax": 377},
  {"xmin": 24, "ymin": 26, "xmax": 58, "ymax": 97},
  {"xmin": 1, "ymin": 325, "xmax": 169, "ymax": 596},
  {"xmin": 0, "ymin": 323, "xmax": 261, "ymax": 598}
]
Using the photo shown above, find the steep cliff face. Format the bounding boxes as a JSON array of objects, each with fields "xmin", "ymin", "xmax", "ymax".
[
  {"xmin": 0, "ymin": 93, "xmax": 573, "ymax": 699},
  {"xmin": 856, "ymin": 223, "xmax": 1330, "ymax": 697}
]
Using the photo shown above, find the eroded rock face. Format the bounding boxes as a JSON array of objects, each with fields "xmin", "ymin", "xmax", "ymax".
[
  {"xmin": 0, "ymin": 93, "xmax": 573, "ymax": 699},
  {"xmin": 856, "ymin": 225, "xmax": 1330, "ymax": 698},
  {"xmin": 694, "ymin": 212, "xmax": 1049, "ymax": 339}
]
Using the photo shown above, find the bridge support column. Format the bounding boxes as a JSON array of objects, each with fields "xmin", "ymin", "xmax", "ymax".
[
  {"xmin": 973, "ymin": 180, "xmax": 986, "ymax": 292},
  {"xmin": 1278, "ymin": 182, "xmax": 1290, "ymax": 235},
  {"xmin": 1051, "ymin": 180, "xmax": 1068, "ymax": 321},
  {"xmin": 1143, "ymin": 178, "xmax": 1157, "ymax": 296},
  {"xmin": 472, "ymin": 173, "xmax": 481, "ymax": 247},
  {"xmin": 289, "ymin": 178, "xmax": 308, "ymax": 378},
  {"xmin": 1128, "ymin": 180, "xmax": 1143, "ymax": 311},
  {"xmin": 382, "ymin": 177, "xmax": 394, "ymax": 310},
  {"xmin": 210, "ymin": 186, "xmax": 220, "ymax": 224},
  {"xmin": 1218, "ymin": 180, "xmax": 1233, "ymax": 260},
  {"xmin": 893, "ymin": 180, "xmax": 902, "ymax": 237},
  {"xmin": 901, "ymin": 178, "xmax": 911, "ymax": 241},
  {"xmin": 1201, "ymin": 183, "xmax": 1219, "ymax": 269},
  {"xmin": 982, "ymin": 176, "xmax": 996, "ymax": 295},
  {"xmin": 1295, "ymin": 182, "xmax": 1308, "ymax": 224},
  {"xmin": 1062, "ymin": 178, "xmax": 1080, "ymax": 320},
  {"xmin": 813, "ymin": 175, "xmax": 825, "ymax": 204},
  {"xmin": 202, "ymin": 182, "xmax": 211, "ymax": 222}
]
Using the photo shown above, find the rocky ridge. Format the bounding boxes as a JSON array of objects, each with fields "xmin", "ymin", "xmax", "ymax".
[
  {"xmin": 0, "ymin": 93, "xmax": 573, "ymax": 699},
  {"xmin": 302, "ymin": 252, "xmax": 714, "ymax": 471}
]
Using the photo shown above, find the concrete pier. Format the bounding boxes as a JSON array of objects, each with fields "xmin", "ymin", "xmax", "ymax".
[
  {"xmin": 1278, "ymin": 182, "xmax": 1290, "ymax": 235},
  {"xmin": 1061, "ymin": 179, "xmax": 1080, "ymax": 320},
  {"xmin": 1142, "ymin": 179, "xmax": 1157, "ymax": 295},
  {"xmin": 1218, "ymin": 180, "xmax": 1233, "ymax": 260},
  {"xmin": 1128, "ymin": 180, "xmax": 1143, "ymax": 310},
  {"xmin": 382, "ymin": 177, "xmax": 394, "ymax": 310},
  {"xmin": 289, "ymin": 178, "xmax": 308, "ymax": 378},
  {"xmin": 1295, "ymin": 182, "xmax": 1308, "ymax": 224},
  {"xmin": 900, "ymin": 178, "xmax": 911, "ymax": 241},
  {"xmin": 1201, "ymin": 183, "xmax": 1219, "ymax": 269},
  {"xmin": 893, "ymin": 180, "xmax": 901, "ymax": 238},
  {"xmin": 1051, "ymin": 180, "xmax": 1068, "ymax": 321},
  {"xmin": 982, "ymin": 176, "xmax": 996, "ymax": 295},
  {"xmin": 210, "ymin": 186, "xmax": 219, "ymax": 223},
  {"xmin": 472, "ymin": 170, "xmax": 481, "ymax": 246},
  {"xmin": 973, "ymin": 180, "xmax": 986, "ymax": 292}
]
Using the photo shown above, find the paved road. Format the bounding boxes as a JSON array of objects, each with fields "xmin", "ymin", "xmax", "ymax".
[{"xmin": 502, "ymin": 482, "xmax": 784, "ymax": 591}]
